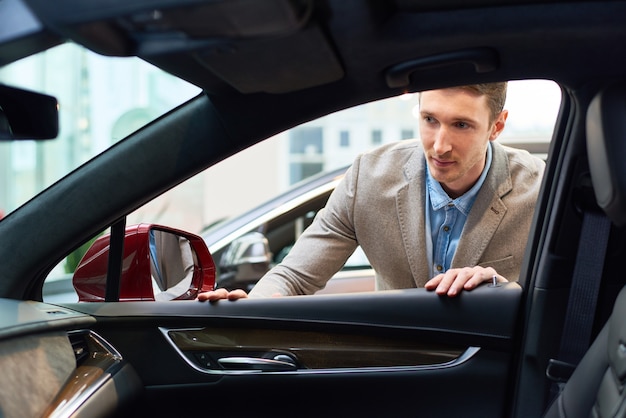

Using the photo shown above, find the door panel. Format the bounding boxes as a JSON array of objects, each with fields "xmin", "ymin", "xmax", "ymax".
[{"xmin": 63, "ymin": 283, "xmax": 522, "ymax": 417}]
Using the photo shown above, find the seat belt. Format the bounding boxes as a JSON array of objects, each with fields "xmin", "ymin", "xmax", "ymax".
[{"xmin": 546, "ymin": 208, "xmax": 611, "ymax": 390}]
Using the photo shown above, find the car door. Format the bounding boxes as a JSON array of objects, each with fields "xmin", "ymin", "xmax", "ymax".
[{"xmin": 62, "ymin": 282, "xmax": 522, "ymax": 417}]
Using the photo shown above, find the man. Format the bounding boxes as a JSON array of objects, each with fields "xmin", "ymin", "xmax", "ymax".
[{"xmin": 198, "ymin": 82, "xmax": 545, "ymax": 302}]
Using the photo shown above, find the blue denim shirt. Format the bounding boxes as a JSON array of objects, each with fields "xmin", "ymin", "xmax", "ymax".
[{"xmin": 425, "ymin": 143, "xmax": 493, "ymax": 278}]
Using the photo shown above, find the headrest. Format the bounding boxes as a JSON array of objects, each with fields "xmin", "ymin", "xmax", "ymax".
[
  {"xmin": 608, "ymin": 285, "xmax": 626, "ymax": 382},
  {"xmin": 587, "ymin": 82, "xmax": 626, "ymax": 227}
]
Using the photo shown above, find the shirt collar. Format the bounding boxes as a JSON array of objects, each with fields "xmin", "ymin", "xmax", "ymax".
[{"xmin": 426, "ymin": 142, "xmax": 493, "ymax": 216}]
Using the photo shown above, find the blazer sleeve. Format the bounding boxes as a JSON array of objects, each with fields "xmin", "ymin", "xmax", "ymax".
[{"xmin": 249, "ymin": 161, "xmax": 361, "ymax": 297}]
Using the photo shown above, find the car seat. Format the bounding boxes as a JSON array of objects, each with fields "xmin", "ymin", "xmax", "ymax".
[
  {"xmin": 543, "ymin": 284, "xmax": 626, "ymax": 417},
  {"xmin": 544, "ymin": 81, "xmax": 626, "ymax": 417}
]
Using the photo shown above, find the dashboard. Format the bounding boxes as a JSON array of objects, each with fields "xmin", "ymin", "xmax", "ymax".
[{"xmin": 0, "ymin": 299, "xmax": 141, "ymax": 418}]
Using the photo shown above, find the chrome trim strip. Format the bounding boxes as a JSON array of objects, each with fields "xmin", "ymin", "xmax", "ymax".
[
  {"xmin": 48, "ymin": 330, "xmax": 122, "ymax": 418},
  {"xmin": 86, "ymin": 329, "xmax": 123, "ymax": 360},
  {"xmin": 159, "ymin": 326, "xmax": 481, "ymax": 376}
]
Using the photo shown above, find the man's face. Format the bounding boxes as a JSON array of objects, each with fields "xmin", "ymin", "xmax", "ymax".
[{"xmin": 419, "ymin": 88, "xmax": 508, "ymax": 198}]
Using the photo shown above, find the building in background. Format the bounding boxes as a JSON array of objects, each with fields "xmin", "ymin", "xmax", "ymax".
[{"xmin": 0, "ymin": 43, "xmax": 199, "ymax": 217}]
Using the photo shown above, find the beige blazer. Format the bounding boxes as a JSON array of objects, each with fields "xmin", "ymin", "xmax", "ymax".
[{"xmin": 250, "ymin": 140, "xmax": 545, "ymax": 297}]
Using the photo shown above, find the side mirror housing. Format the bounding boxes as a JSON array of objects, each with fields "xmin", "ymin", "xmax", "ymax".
[{"xmin": 73, "ymin": 224, "xmax": 215, "ymax": 301}]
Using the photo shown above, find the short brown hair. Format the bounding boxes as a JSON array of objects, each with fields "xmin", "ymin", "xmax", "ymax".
[
  {"xmin": 419, "ymin": 82, "xmax": 508, "ymax": 123},
  {"xmin": 457, "ymin": 82, "xmax": 508, "ymax": 123}
]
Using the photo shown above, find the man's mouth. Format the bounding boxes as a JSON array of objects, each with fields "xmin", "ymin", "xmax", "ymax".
[{"xmin": 431, "ymin": 157, "xmax": 455, "ymax": 168}]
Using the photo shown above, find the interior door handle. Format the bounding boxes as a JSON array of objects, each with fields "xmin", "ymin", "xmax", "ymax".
[{"xmin": 217, "ymin": 355, "xmax": 298, "ymax": 371}]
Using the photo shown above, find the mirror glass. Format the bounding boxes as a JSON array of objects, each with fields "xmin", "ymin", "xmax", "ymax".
[{"xmin": 149, "ymin": 229, "xmax": 197, "ymax": 301}]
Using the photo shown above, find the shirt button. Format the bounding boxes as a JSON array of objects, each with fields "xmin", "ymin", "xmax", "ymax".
[
  {"xmin": 443, "ymin": 226, "xmax": 450, "ymax": 232},
  {"xmin": 436, "ymin": 265, "xmax": 443, "ymax": 272}
]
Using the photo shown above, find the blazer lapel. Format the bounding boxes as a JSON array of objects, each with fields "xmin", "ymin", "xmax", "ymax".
[
  {"xmin": 452, "ymin": 142, "xmax": 512, "ymax": 268},
  {"xmin": 396, "ymin": 150, "xmax": 431, "ymax": 286}
]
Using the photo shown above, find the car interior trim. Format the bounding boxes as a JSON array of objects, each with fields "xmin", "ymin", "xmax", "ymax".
[
  {"xmin": 159, "ymin": 326, "xmax": 479, "ymax": 375},
  {"xmin": 43, "ymin": 329, "xmax": 126, "ymax": 418},
  {"xmin": 0, "ymin": 299, "xmax": 95, "ymax": 340},
  {"xmin": 385, "ymin": 47, "xmax": 500, "ymax": 89}
]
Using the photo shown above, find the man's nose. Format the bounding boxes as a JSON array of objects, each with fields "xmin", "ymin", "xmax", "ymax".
[{"xmin": 433, "ymin": 128, "xmax": 452, "ymax": 155}]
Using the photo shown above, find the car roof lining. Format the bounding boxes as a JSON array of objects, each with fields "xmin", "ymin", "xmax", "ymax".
[{"xmin": 11, "ymin": 0, "xmax": 626, "ymax": 98}]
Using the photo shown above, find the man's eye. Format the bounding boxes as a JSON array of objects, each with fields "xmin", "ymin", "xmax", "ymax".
[
  {"xmin": 424, "ymin": 116, "xmax": 435, "ymax": 123},
  {"xmin": 455, "ymin": 122, "xmax": 469, "ymax": 129}
]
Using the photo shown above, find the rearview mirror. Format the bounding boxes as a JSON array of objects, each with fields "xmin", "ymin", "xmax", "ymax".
[
  {"xmin": 0, "ymin": 84, "xmax": 59, "ymax": 140},
  {"xmin": 73, "ymin": 224, "xmax": 215, "ymax": 301}
]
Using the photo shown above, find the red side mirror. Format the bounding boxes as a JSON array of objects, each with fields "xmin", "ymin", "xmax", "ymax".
[{"xmin": 73, "ymin": 224, "xmax": 215, "ymax": 301}]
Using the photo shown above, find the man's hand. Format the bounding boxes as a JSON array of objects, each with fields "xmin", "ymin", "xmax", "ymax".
[
  {"xmin": 197, "ymin": 288, "xmax": 249, "ymax": 302},
  {"xmin": 425, "ymin": 266, "xmax": 507, "ymax": 297}
]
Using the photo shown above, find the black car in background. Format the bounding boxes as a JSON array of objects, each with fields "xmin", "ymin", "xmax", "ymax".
[{"xmin": 201, "ymin": 166, "xmax": 376, "ymax": 294}]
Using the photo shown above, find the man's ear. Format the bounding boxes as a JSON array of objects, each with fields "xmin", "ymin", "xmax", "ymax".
[{"xmin": 490, "ymin": 109, "xmax": 509, "ymax": 140}]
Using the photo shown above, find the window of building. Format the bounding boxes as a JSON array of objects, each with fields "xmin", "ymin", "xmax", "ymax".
[
  {"xmin": 372, "ymin": 129, "xmax": 383, "ymax": 145},
  {"xmin": 339, "ymin": 130, "xmax": 350, "ymax": 147},
  {"xmin": 289, "ymin": 127, "xmax": 323, "ymax": 154},
  {"xmin": 401, "ymin": 129, "xmax": 414, "ymax": 140}
]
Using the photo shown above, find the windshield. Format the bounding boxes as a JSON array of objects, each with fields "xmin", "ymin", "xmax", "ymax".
[{"xmin": 0, "ymin": 42, "xmax": 201, "ymax": 218}]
